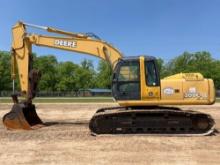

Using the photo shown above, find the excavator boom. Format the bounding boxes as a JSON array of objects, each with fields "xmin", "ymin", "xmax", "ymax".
[{"xmin": 11, "ymin": 22, "xmax": 122, "ymax": 99}]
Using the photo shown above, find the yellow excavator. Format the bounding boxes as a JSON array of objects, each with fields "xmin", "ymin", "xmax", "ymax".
[{"xmin": 3, "ymin": 21, "xmax": 216, "ymax": 135}]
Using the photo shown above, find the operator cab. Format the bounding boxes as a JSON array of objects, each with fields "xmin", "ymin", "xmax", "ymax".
[{"xmin": 112, "ymin": 56, "xmax": 160, "ymax": 100}]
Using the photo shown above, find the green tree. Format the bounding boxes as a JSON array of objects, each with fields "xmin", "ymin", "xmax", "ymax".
[
  {"xmin": 56, "ymin": 61, "xmax": 78, "ymax": 91},
  {"xmin": 166, "ymin": 51, "xmax": 220, "ymax": 89},
  {"xmin": 1, "ymin": 49, "xmax": 220, "ymax": 92},
  {"xmin": 96, "ymin": 60, "xmax": 112, "ymax": 88},
  {"xmin": 156, "ymin": 58, "xmax": 170, "ymax": 78},
  {"xmin": 33, "ymin": 55, "xmax": 58, "ymax": 91},
  {"xmin": 0, "ymin": 51, "xmax": 11, "ymax": 91},
  {"xmin": 80, "ymin": 59, "xmax": 96, "ymax": 89},
  {"xmin": 81, "ymin": 59, "xmax": 94, "ymax": 70},
  {"xmin": 208, "ymin": 60, "xmax": 220, "ymax": 89}
]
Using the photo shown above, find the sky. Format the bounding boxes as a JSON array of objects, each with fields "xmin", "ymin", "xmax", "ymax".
[{"xmin": 0, "ymin": 0, "xmax": 220, "ymax": 67}]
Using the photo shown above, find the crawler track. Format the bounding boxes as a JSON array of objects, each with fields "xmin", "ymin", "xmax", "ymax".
[{"xmin": 89, "ymin": 106, "xmax": 215, "ymax": 136}]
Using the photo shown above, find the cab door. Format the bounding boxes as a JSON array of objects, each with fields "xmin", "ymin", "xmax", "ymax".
[
  {"xmin": 140, "ymin": 57, "xmax": 161, "ymax": 100},
  {"xmin": 112, "ymin": 59, "xmax": 140, "ymax": 100}
]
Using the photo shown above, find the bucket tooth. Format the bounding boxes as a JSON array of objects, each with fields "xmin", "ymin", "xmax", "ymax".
[{"xmin": 2, "ymin": 103, "xmax": 43, "ymax": 130}]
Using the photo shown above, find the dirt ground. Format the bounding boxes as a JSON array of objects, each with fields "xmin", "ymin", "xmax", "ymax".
[{"xmin": 0, "ymin": 103, "xmax": 220, "ymax": 165}]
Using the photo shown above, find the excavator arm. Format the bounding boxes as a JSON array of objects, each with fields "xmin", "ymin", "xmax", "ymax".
[
  {"xmin": 3, "ymin": 21, "xmax": 123, "ymax": 130},
  {"xmin": 11, "ymin": 21, "xmax": 122, "ymax": 100}
]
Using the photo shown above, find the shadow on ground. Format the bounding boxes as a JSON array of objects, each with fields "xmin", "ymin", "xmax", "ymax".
[{"xmin": 44, "ymin": 120, "xmax": 89, "ymax": 126}]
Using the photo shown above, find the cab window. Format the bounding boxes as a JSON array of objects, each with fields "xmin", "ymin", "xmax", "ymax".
[
  {"xmin": 145, "ymin": 61, "xmax": 159, "ymax": 86},
  {"xmin": 118, "ymin": 63, "xmax": 139, "ymax": 81}
]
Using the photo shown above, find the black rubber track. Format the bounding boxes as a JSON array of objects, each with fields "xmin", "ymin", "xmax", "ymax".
[{"xmin": 89, "ymin": 106, "xmax": 215, "ymax": 136}]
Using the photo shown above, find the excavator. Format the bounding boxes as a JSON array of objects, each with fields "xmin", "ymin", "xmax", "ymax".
[{"xmin": 3, "ymin": 21, "xmax": 216, "ymax": 135}]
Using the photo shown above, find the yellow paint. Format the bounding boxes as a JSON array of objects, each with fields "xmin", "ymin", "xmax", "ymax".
[
  {"xmin": 140, "ymin": 56, "xmax": 160, "ymax": 101},
  {"xmin": 120, "ymin": 70, "xmax": 215, "ymax": 106}
]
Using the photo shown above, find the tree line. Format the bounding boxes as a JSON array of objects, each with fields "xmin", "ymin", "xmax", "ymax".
[
  {"xmin": 0, "ymin": 50, "xmax": 219, "ymax": 92},
  {"xmin": 0, "ymin": 51, "xmax": 112, "ymax": 92},
  {"xmin": 158, "ymin": 51, "xmax": 220, "ymax": 89}
]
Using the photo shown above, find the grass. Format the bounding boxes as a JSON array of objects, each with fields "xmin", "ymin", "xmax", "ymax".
[
  {"xmin": 1, "ymin": 97, "xmax": 219, "ymax": 103},
  {"xmin": 0, "ymin": 97, "xmax": 114, "ymax": 103}
]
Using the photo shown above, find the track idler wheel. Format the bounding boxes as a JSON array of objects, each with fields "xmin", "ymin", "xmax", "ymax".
[{"xmin": 2, "ymin": 103, "xmax": 44, "ymax": 130}]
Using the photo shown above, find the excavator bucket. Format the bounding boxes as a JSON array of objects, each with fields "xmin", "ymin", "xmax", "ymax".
[{"xmin": 3, "ymin": 103, "xmax": 43, "ymax": 130}]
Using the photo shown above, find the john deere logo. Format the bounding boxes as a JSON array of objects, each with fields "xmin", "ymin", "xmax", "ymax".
[{"xmin": 54, "ymin": 40, "xmax": 77, "ymax": 48}]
